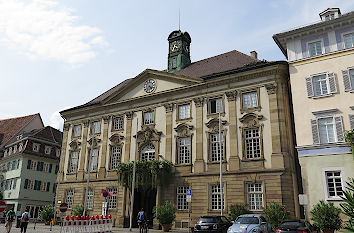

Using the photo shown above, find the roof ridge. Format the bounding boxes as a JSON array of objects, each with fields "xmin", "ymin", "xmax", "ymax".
[
  {"xmin": 189, "ymin": 49, "xmax": 257, "ymax": 65},
  {"xmin": 0, "ymin": 113, "xmax": 38, "ymax": 122}
]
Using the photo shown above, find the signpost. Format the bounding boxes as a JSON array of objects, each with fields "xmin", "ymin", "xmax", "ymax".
[
  {"xmin": 187, "ymin": 190, "xmax": 192, "ymax": 233},
  {"xmin": 0, "ymin": 201, "xmax": 6, "ymax": 212},
  {"xmin": 59, "ymin": 203, "xmax": 68, "ymax": 213}
]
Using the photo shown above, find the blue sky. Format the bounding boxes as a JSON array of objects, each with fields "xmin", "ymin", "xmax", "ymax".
[{"xmin": 0, "ymin": 0, "xmax": 353, "ymax": 130}]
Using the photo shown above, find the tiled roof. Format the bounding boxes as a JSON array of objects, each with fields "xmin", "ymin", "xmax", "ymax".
[
  {"xmin": 31, "ymin": 126, "xmax": 63, "ymax": 145},
  {"xmin": 0, "ymin": 113, "xmax": 39, "ymax": 148}
]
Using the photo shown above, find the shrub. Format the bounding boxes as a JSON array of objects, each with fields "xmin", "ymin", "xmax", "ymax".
[
  {"xmin": 153, "ymin": 201, "xmax": 176, "ymax": 225},
  {"xmin": 340, "ymin": 178, "xmax": 354, "ymax": 232},
  {"xmin": 310, "ymin": 200, "xmax": 342, "ymax": 231},
  {"xmin": 262, "ymin": 202, "xmax": 289, "ymax": 231},
  {"xmin": 229, "ymin": 203, "xmax": 251, "ymax": 221},
  {"xmin": 39, "ymin": 205, "xmax": 54, "ymax": 224},
  {"xmin": 72, "ymin": 205, "xmax": 88, "ymax": 216}
]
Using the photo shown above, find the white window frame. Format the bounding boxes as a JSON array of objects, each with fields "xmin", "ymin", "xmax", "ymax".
[
  {"xmin": 306, "ymin": 72, "xmax": 337, "ymax": 98},
  {"xmin": 19, "ymin": 143, "xmax": 23, "ymax": 152},
  {"xmin": 210, "ymin": 133, "xmax": 224, "ymax": 162},
  {"xmin": 342, "ymin": 32, "xmax": 354, "ymax": 49},
  {"xmin": 317, "ymin": 117, "xmax": 337, "ymax": 143},
  {"xmin": 140, "ymin": 144, "xmax": 155, "ymax": 161},
  {"xmin": 28, "ymin": 179, "xmax": 35, "ymax": 190},
  {"xmin": 307, "ymin": 39, "xmax": 324, "ymax": 57},
  {"xmin": 107, "ymin": 187, "xmax": 117, "ymax": 209},
  {"xmin": 40, "ymin": 181, "xmax": 47, "ymax": 192},
  {"xmin": 177, "ymin": 186, "xmax": 189, "ymax": 210},
  {"xmin": 65, "ymin": 189, "xmax": 74, "ymax": 209},
  {"xmin": 210, "ymin": 184, "xmax": 224, "ymax": 210},
  {"xmin": 33, "ymin": 143, "xmax": 40, "ymax": 152},
  {"xmin": 45, "ymin": 146, "xmax": 52, "ymax": 155},
  {"xmin": 85, "ymin": 188, "xmax": 94, "ymax": 209},
  {"xmin": 143, "ymin": 111, "xmax": 155, "ymax": 125},
  {"xmin": 68, "ymin": 151, "xmax": 79, "ymax": 173},
  {"xmin": 246, "ymin": 183, "xmax": 263, "ymax": 211},
  {"xmin": 242, "ymin": 91, "xmax": 258, "ymax": 109},
  {"xmin": 73, "ymin": 125, "xmax": 82, "ymax": 137},
  {"xmin": 110, "ymin": 146, "xmax": 121, "ymax": 170},
  {"xmin": 89, "ymin": 149, "xmax": 99, "ymax": 172},
  {"xmin": 244, "ymin": 128, "xmax": 261, "ymax": 159},
  {"xmin": 43, "ymin": 163, "xmax": 50, "ymax": 172},
  {"xmin": 178, "ymin": 104, "xmax": 191, "ymax": 120},
  {"xmin": 322, "ymin": 167, "xmax": 345, "ymax": 201},
  {"xmin": 208, "ymin": 98, "xmax": 223, "ymax": 114},
  {"xmin": 30, "ymin": 161, "xmax": 37, "ymax": 170},
  {"xmin": 92, "ymin": 121, "xmax": 101, "ymax": 134},
  {"xmin": 113, "ymin": 116, "xmax": 123, "ymax": 130},
  {"xmin": 177, "ymin": 137, "xmax": 191, "ymax": 165}
]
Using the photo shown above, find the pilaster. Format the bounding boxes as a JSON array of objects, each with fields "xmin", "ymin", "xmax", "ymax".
[
  {"xmin": 164, "ymin": 104, "xmax": 174, "ymax": 162},
  {"xmin": 193, "ymin": 97, "xmax": 204, "ymax": 173},
  {"xmin": 98, "ymin": 116, "xmax": 110, "ymax": 179},
  {"xmin": 59, "ymin": 123, "xmax": 70, "ymax": 181},
  {"xmin": 77, "ymin": 120, "xmax": 89, "ymax": 180},
  {"xmin": 123, "ymin": 112, "xmax": 133, "ymax": 163},
  {"xmin": 225, "ymin": 91, "xmax": 240, "ymax": 170}
]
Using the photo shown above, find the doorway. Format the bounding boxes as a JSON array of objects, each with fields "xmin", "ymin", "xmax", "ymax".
[{"xmin": 133, "ymin": 187, "xmax": 156, "ymax": 228}]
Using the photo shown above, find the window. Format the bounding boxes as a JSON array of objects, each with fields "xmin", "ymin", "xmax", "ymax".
[
  {"xmin": 68, "ymin": 151, "xmax": 79, "ymax": 173},
  {"xmin": 344, "ymin": 33, "xmax": 354, "ymax": 49},
  {"xmin": 244, "ymin": 128, "xmax": 261, "ymax": 159},
  {"xmin": 177, "ymin": 137, "xmax": 191, "ymax": 164},
  {"xmin": 17, "ymin": 159, "xmax": 20, "ymax": 169},
  {"xmin": 324, "ymin": 170, "xmax": 344, "ymax": 199},
  {"xmin": 27, "ymin": 179, "xmax": 35, "ymax": 190},
  {"xmin": 56, "ymin": 149, "xmax": 61, "ymax": 158},
  {"xmin": 65, "ymin": 189, "xmax": 74, "ymax": 209},
  {"xmin": 110, "ymin": 146, "xmax": 121, "ymax": 170},
  {"xmin": 107, "ymin": 187, "xmax": 117, "ymax": 209},
  {"xmin": 242, "ymin": 92, "xmax": 258, "ymax": 109},
  {"xmin": 311, "ymin": 116, "xmax": 344, "ymax": 144},
  {"xmin": 85, "ymin": 188, "xmax": 94, "ymax": 209},
  {"xmin": 318, "ymin": 117, "xmax": 335, "ymax": 143},
  {"xmin": 209, "ymin": 98, "xmax": 223, "ymax": 114},
  {"xmin": 313, "ymin": 75, "xmax": 329, "ymax": 96},
  {"xmin": 143, "ymin": 111, "xmax": 154, "ymax": 125},
  {"xmin": 178, "ymin": 104, "xmax": 191, "ymax": 120},
  {"xmin": 45, "ymin": 146, "xmax": 52, "ymax": 155},
  {"xmin": 13, "ymin": 145, "xmax": 17, "ymax": 153},
  {"xmin": 8, "ymin": 147, "xmax": 12, "ymax": 155},
  {"xmin": 172, "ymin": 57, "xmax": 177, "ymax": 69},
  {"xmin": 247, "ymin": 183, "xmax": 263, "ymax": 210},
  {"xmin": 210, "ymin": 133, "xmax": 224, "ymax": 162},
  {"xmin": 342, "ymin": 68, "xmax": 354, "ymax": 92},
  {"xmin": 308, "ymin": 41, "xmax": 322, "ymax": 57},
  {"xmin": 12, "ymin": 178, "xmax": 16, "ymax": 189},
  {"xmin": 92, "ymin": 121, "xmax": 101, "ymax": 134},
  {"xmin": 43, "ymin": 163, "xmax": 50, "ymax": 172},
  {"xmin": 305, "ymin": 73, "xmax": 337, "ymax": 98},
  {"xmin": 40, "ymin": 181, "xmax": 47, "ymax": 192},
  {"xmin": 210, "ymin": 184, "xmax": 224, "ymax": 210},
  {"xmin": 7, "ymin": 162, "xmax": 11, "ymax": 171},
  {"xmin": 89, "ymin": 149, "xmax": 99, "ymax": 172},
  {"xmin": 113, "ymin": 116, "xmax": 123, "ymax": 130},
  {"xmin": 18, "ymin": 143, "xmax": 23, "ymax": 152},
  {"xmin": 141, "ymin": 144, "xmax": 155, "ymax": 161},
  {"xmin": 73, "ymin": 125, "xmax": 82, "ymax": 137},
  {"xmin": 33, "ymin": 143, "xmax": 40, "ymax": 152},
  {"xmin": 30, "ymin": 161, "xmax": 38, "ymax": 170},
  {"xmin": 177, "ymin": 186, "xmax": 189, "ymax": 210},
  {"xmin": 12, "ymin": 160, "xmax": 16, "ymax": 170}
]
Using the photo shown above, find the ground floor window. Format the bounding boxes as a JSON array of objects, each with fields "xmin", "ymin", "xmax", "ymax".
[
  {"xmin": 107, "ymin": 187, "xmax": 117, "ymax": 209},
  {"xmin": 25, "ymin": 205, "xmax": 43, "ymax": 219},
  {"xmin": 177, "ymin": 186, "xmax": 189, "ymax": 210},
  {"xmin": 210, "ymin": 184, "xmax": 224, "ymax": 210},
  {"xmin": 65, "ymin": 189, "xmax": 74, "ymax": 209},
  {"xmin": 247, "ymin": 183, "xmax": 263, "ymax": 210},
  {"xmin": 86, "ymin": 188, "xmax": 94, "ymax": 209},
  {"xmin": 324, "ymin": 169, "xmax": 344, "ymax": 199}
]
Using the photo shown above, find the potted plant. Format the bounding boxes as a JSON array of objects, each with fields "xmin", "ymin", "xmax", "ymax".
[
  {"xmin": 262, "ymin": 202, "xmax": 289, "ymax": 231},
  {"xmin": 229, "ymin": 203, "xmax": 250, "ymax": 221},
  {"xmin": 153, "ymin": 201, "xmax": 176, "ymax": 232},
  {"xmin": 310, "ymin": 200, "xmax": 342, "ymax": 233},
  {"xmin": 39, "ymin": 205, "xmax": 54, "ymax": 225}
]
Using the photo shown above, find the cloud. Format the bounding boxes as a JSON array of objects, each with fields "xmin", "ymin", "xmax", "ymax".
[
  {"xmin": 0, "ymin": 0, "xmax": 108, "ymax": 64},
  {"xmin": 49, "ymin": 106, "xmax": 71, "ymax": 130}
]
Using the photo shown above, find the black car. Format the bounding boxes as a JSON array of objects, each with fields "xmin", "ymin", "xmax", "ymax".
[
  {"xmin": 275, "ymin": 220, "xmax": 319, "ymax": 233},
  {"xmin": 194, "ymin": 216, "xmax": 232, "ymax": 233}
]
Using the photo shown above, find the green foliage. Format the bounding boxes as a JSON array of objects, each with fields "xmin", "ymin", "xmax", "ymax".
[
  {"xmin": 340, "ymin": 178, "xmax": 354, "ymax": 232},
  {"xmin": 262, "ymin": 202, "xmax": 289, "ymax": 231},
  {"xmin": 0, "ymin": 191, "xmax": 3, "ymax": 200},
  {"xmin": 72, "ymin": 205, "xmax": 87, "ymax": 216},
  {"xmin": 310, "ymin": 200, "xmax": 342, "ymax": 231},
  {"xmin": 39, "ymin": 205, "xmax": 54, "ymax": 223},
  {"xmin": 116, "ymin": 160, "xmax": 173, "ymax": 190},
  {"xmin": 345, "ymin": 129, "xmax": 354, "ymax": 156},
  {"xmin": 229, "ymin": 203, "xmax": 251, "ymax": 221},
  {"xmin": 153, "ymin": 201, "xmax": 176, "ymax": 225}
]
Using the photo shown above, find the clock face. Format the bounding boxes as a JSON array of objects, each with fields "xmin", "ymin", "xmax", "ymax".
[
  {"xmin": 144, "ymin": 79, "xmax": 156, "ymax": 93},
  {"xmin": 170, "ymin": 41, "xmax": 181, "ymax": 52}
]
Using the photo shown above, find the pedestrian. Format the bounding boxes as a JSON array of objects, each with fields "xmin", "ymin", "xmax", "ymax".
[
  {"xmin": 5, "ymin": 208, "xmax": 16, "ymax": 233},
  {"xmin": 20, "ymin": 209, "xmax": 30, "ymax": 233}
]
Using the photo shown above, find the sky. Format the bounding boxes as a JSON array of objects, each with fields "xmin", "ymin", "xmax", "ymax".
[{"xmin": 0, "ymin": 0, "xmax": 353, "ymax": 131}]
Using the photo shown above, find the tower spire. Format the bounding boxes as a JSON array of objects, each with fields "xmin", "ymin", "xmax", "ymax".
[{"xmin": 178, "ymin": 9, "xmax": 181, "ymax": 31}]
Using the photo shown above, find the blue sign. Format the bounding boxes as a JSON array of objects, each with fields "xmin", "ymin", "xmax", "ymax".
[{"xmin": 187, "ymin": 189, "xmax": 192, "ymax": 195}]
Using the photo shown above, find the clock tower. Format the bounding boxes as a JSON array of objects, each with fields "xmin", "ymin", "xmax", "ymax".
[{"xmin": 167, "ymin": 30, "xmax": 191, "ymax": 72}]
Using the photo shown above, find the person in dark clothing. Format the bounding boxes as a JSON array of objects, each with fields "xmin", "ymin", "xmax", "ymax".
[
  {"xmin": 20, "ymin": 209, "xmax": 30, "ymax": 233},
  {"xmin": 5, "ymin": 208, "xmax": 16, "ymax": 233}
]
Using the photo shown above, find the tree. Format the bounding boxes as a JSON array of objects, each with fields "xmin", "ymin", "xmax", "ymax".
[
  {"xmin": 340, "ymin": 178, "xmax": 354, "ymax": 232},
  {"xmin": 39, "ymin": 206, "xmax": 54, "ymax": 224}
]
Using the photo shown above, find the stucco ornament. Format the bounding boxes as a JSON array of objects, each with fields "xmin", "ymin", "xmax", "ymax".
[
  {"xmin": 239, "ymin": 113, "xmax": 263, "ymax": 127},
  {"xmin": 136, "ymin": 127, "xmax": 162, "ymax": 148},
  {"xmin": 265, "ymin": 83, "xmax": 277, "ymax": 95},
  {"xmin": 87, "ymin": 137, "xmax": 101, "ymax": 147},
  {"xmin": 109, "ymin": 134, "xmax": 125, "ymax": 146},
  {"xmin": 174, "ymin": 123, "xmax": 193, "ymax": 137},
  {"xmin": 69, "ymin": 140, "xmax": 81, "ymax": 150},
  {"xmin": 205, "ymin": 118, "xmax": 227, "ymax": 133}
]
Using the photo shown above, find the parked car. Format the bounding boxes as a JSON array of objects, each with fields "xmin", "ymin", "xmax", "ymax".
[
  {"xmin": 275, "ymin": 220, "xmax": 319, "ymax": 233},
  {"xmin": 194, "ymin": 216, "xmax": 233, "ymax": 233},
  {"xmin": 227, "ymin": 214, "xmax": 271, "ymax": 233}
]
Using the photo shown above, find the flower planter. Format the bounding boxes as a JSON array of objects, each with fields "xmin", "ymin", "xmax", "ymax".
[{"xmin": 162, "ymin": 224, "xmax": 171, "ymax": 232}]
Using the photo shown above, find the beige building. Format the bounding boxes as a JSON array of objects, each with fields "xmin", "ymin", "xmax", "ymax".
[
  {"xmin": 273, "ymin": 8, "xmax": 354, "ymax": 219},
  {"xmin": 57, "ymin": 30, "xmax": 300, "ymax": 227}
]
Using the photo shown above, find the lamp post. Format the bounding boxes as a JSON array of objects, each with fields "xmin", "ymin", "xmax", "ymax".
[
  {"xmin": 83, "ymin": 124, "xmax": 95, "ymax": 217},
  {"xmin": 129, "ymin": 116, "xmax": 139, "ymax": 231},
  {"xmin": 219, "ymin": 111, "xmax": 223, "ymax": 216}
]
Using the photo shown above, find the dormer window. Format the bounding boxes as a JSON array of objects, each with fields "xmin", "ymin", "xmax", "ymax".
[
  {"xmin": 45, "ymin": 146, "xmax": 52, "ymax": 155},
  {"xmin": 319, "ymin": 8, "xmax": 341, "ymax": 22},
  {"xmin": 33, "ymin": 143, "xmax": 40, "ymax": 152}
]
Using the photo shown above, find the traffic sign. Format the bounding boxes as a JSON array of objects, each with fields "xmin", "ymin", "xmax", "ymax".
[
  {"xmin": 59, "ymin": 203, "xmax": 68, "ymax": 212},
  {"xmin": 0, "ymin": 201, "xmax": 6, "ymax": 212},
  {"xmin": 187, "ymin": 189, "xmax": 192, "ymax": 195},
  {"xmin": 186, "ymin": 195, "xmax": 191, "ymax": 202}
]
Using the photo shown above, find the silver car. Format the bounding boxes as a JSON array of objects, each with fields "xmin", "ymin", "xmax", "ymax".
[{"xmin": 227, "ymin": 214, "xmax": 271, "ymax": 233}]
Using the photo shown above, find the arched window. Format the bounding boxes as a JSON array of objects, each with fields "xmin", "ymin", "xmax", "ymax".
[{"xmin": 140, "ymin": 144, "xmax": 155, "ymax": 161}]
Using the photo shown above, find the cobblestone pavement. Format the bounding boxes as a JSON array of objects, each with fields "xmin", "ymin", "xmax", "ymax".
[{"xmin": 0, "ymin": 223, "xmax": 190, "ymax": 233}]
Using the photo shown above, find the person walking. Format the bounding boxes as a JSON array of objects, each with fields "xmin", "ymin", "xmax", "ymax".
[
  {"xmin": 5, "ymin": 208, "xmax": 16, "ymax": 233},
  {"xmin": 20, "ymin": 209, "xmax": 30, "ymax": 233}
]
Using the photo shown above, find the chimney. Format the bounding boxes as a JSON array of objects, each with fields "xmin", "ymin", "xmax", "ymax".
[{"xmin": 250, "ymin": 51, "xmax": 258, "ymax": 59}]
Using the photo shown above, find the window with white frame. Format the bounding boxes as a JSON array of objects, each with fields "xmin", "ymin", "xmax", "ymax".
[
  {"xmin": 33, "ymin": 143, "xmax": 40, "ymax": 152},
  {"xmin": 107, "ymin": 187, "xmax": 117, "ymax": 209},
  {"xmin": 28, "ymin": 179, "xmax": 35, "ymax": 190},
  {"xmin": 305, "ymin": 73, "xmax": 337, "ymax": 98},
  {"xmin": 247, "ymin": 183, "xmax": 263, "ymax": 210},
  {"xmin": 178, "ymin": 104, "xmax": 191, "ymax": 120},
  {"xmin": 242, "ymin": 92, "xmax": 258, "ymax": 109},
  {"xmin": 12, "ymin": 178, "xmax": 17, "ymax": 189},
  {"xmin": 73, "ymin": 125, "xmax": 82, "ymax": 137},
  {"xmin": 30, "ymin": 161, "xmax": 37, "ymax": 170},
  {"xmin": 210, "ymin": 133, "xmax": 224, "ymax": 162},
  {"xmin": 92, "ymin": 121, "xmax": 101, "ymax": 134},
  {"xmin": 209, "ymin": 98, "xmax": 223, "ymax": 114},
  {"xmin": 244, "ymin": 128, "xmax": 261, "ymax": 159},
  {"xmin": 177, "ymin": 137, "xmax": 191, "ymax": 164},
  {"xmin": 40, "ymin": 181, "xmax": 47, "ymax": 192},
  {"xmin": 308, "ymin": 41, "xmax": 322, "ymax": 57},
  {"xmin": 311, "ymin": 116, "xmax": 344, "ymax": 144},
  {"xmin": 45, "ymin": 146, "xmax": 51, "ymax": 155},
  {"xmin": 342, "ymin": 68, "xmax": 354, "ymax": 92},
  {"xmin": 86, "ymin": 188, "xmax": 94, "ymax": 209},
  {"xmin": 65, "ymin": 189, "xmax": 74, "ymax": 209},
  {"xmin": 210, "ymin": 184, "xmax": 224, "ymax": 210},
  {"xmin": 69, "ymin": 151, "xmax": 79, "ymax": 173},
  {"xmin": 324, "ymin": 170, "xmax": 344, "ymax": 199},
  {"xmin": 110, "ymin": 146, "xmax": 121, "ymax": 170},
  {"xmin": 140, "ymin": 144, "xmax": 155, "ymax": 161},
  {"xmin": 90, "ymin": 149, "xmax": 99, "ymax": 172},
  {"xmin": 143, "ymin": 111, "xmax": 154, "ymax": 125},
  {"xmin": 19, "ymin": 143, "xmax": 23, "ymax": 152},
  {"xmin": 43, "ymin": 163, "xmax": 50, "ymax": 172},
  {"xmin": 113, "ymin": 116, "xmax": 123, "ymax": 130},
  {"xmin": 344, "ymin": 33, "xmax": 354, "ymax": 49},
  {"xmin": 177, "ymin": 186, "xmax": 189, "ymax": 210}
]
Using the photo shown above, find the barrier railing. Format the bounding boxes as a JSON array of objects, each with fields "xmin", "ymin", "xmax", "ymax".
[{"xmin": 61, "ymin": 215, "xmax": 113, "ymax": 233}]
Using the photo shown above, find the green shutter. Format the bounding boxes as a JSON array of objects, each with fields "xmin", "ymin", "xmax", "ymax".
[
  {"xmin": 37, "ymin": 162, "xmax": 43, "ymax": 171},
  {"xmin": 55, "ymin": 165, "xmax": 59, "ymax": 174},
  {"xmin": 24, "ymin": 179, "xmax": 28, "ymax": 189},
  {"xmin": 49, "ymin": 164, "xmax": 52, "ymax": 173},
  {"xmin": 46, "ymin": 182, "xmax": 50, "ymax": 192},
  {"xmin": 27, "ymin": 160, "xmax": 31, "ymax": 169}
]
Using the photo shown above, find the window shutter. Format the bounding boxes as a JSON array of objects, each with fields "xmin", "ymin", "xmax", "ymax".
[
  {"xmin": 350, "ymin": 115, "xmax": 354, "ymax": 130},
  {"xmin": 49, "ymin": 164, "xmax": 52, "ymax": 173},
  {"xmin": 37, "ymin": 162, "xmax": 43, "ymax": 171},
  {"xmin": 27, "ymin": 160, "xmax": 31, "ymax": 169},
  {"xmin": 342, "ymin": 69, "xmax": 352, "ymax": 91},
  {"xmin": 46, "ymin": 182, "xmax": 50, "ymax": 192},
  {"xmin": 328, "ymin": 73, "xmax": 337, "ymax": 93},
  {"xmin": 311, "ymin": 119, "xmax": 320, "ymax": 144},
  {"xmin": 55, "ymin": 165, "xmax": 59, "ymax": 174},
  {"xmin": 334, "ymin": 116, "xmax": 345, "ymax": 142},
  {"xmin": 305, "ymin": 77, "xmax": 314, "ymax": 97},
  {"xmin": 24, "ymin": 179, "xmax": 28, "ymax": 189},
  {"xmin": 34, "ymin": 180, "xmax": 38, "ymax": 190}
]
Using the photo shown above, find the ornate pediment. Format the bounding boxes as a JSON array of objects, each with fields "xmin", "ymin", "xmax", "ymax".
[
  {"xmin": 136, "ymin": 127, "xmax": 162, "ymax": 147},
  {"xmin": 205, "ymin": 118, "xmax": 227, "ymax": 133},
  {"xmin": 109, "ymin": 134, "xmax": 125, "ymax": 146},
  {"xmin": 174, "ymin": 123, "xmax": 193, "ymax": 137},
  {"xmin": 239, "ymin": 113, "xmax": 263, "ymax": 127},
  {"xmin": 69, "ymin": 140, "xmax": 81, "ymax": 150},
  {"xmin": 87, "ymin": 137, "xmax": 101, "ymax": 147}
]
